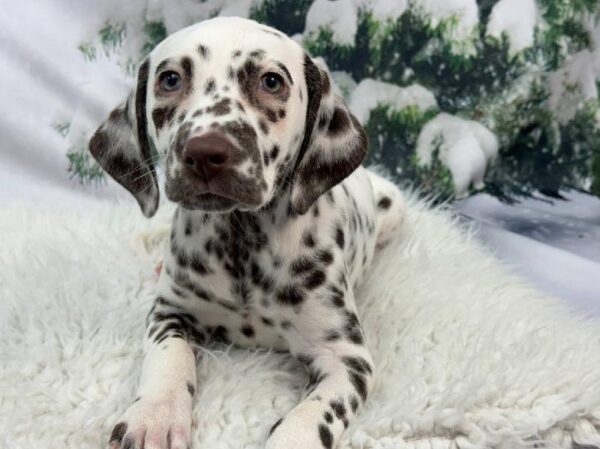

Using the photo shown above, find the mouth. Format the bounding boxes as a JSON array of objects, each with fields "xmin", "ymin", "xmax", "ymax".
[{"xmin": 175, "ymin": 191, "xmax": 239, "ymax": 212}]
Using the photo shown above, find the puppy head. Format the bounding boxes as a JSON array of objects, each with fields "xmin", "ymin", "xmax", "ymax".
[{"xmin": 89, "ymin": 17, "xmax": 367, "ymax": 217}]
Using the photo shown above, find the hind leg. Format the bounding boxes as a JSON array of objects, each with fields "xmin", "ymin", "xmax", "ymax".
[{"xmin": 366, "ymin": 171, "xmax": 405, "ymax": 249}]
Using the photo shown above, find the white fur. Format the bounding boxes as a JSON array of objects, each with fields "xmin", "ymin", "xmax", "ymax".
[{"xmin": 1, "ymin": 196, "xmax": 599, "ymax": 448}]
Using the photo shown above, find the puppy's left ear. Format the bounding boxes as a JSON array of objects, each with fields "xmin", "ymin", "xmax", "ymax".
[{"xmin": 290, "ymin": 56, "xmax": 368, "ymax": 214}]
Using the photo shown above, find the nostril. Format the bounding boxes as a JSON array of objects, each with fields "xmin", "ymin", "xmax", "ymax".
[
  {"xmin": 208, "ymin": 154, "xmax": 227, "ymax": 165},
  {"xmin": 184, "ymin": 156, "xmax": 195, "ymax": 166}
]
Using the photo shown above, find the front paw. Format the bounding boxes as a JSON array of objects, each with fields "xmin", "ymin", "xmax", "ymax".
[{"xmin": 108, "ymin": 395, "xmax": 192, "ymax": 449}]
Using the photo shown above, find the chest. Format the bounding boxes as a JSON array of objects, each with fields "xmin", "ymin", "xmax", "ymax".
[{"xmin": 157, "ymin": 184, "xmax": 377, "ymax": 348}]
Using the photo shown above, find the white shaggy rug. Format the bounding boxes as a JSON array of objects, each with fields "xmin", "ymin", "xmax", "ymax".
[{"xmin": 1, "ymin": 196, "xmax": 600, "ymax": 449}]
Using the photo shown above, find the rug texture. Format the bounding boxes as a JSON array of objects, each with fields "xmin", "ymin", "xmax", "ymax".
[{"xmin": 1, "ymin": 196, "xmax": 600, "ymax": 449}]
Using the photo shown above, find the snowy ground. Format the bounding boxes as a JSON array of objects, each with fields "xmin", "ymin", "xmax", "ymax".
[{"xmin": 456, "ymin": 192, "xmax": 600, "ymax": 317}]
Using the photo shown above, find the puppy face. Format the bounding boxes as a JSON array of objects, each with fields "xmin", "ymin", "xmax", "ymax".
[{"xmin": 89, "ymin": 17, "xmax": 367, "ymax": 216}]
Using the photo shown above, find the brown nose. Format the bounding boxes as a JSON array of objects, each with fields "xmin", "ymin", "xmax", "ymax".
[{"xmin": 182, "ymin": 133, "xmax": 232, "ymax": 181}]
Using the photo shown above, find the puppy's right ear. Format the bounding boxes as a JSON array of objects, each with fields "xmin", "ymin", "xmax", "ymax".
[{"xmin": 89, "ymin": 59, "xmax": 159, "ymax": 218}]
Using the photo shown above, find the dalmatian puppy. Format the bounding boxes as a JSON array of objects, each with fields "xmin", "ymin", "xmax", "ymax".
[{"xmin": 90, "ymin": 16, "xmax": 404, "ymax": 449}]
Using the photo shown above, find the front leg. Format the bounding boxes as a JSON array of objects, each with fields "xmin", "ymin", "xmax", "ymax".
[
  {"xmin": 266, "ymin": 301, "xmax": 374, "ymax": 449},
  {"xmin": 108, "ymin": 297, "xmax": 204, "ymax": 449}
]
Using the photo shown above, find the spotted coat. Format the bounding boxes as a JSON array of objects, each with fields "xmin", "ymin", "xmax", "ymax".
[{"xmin": 90, "ymin": 16, "xmax": 404, "ymax": 449}]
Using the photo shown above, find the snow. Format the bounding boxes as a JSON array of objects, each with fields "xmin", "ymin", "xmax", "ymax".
[
  {"xmin": 456, "ymin": 192, "xmax": 600, "ymax": 316},
  {"xmin": 457, "ymin": 191, "xmax": 600, "ymax": 263},
  {"xmin": 304, "ymin": 0, "xmax": 358, "ymax": 46},
  {"xmin": 355, "ymin": 0, "xmax": 408, "ymax": 21},
  {"xmin": 413, "ymin": 0, "xmax": 479, "ymax": 47},
  {"xmin": 486, "ymin": 0, "xmax": 538, "ymax": 57},
  {"xmin": 548, "ymin": 49, "xmax": 600, "ymax": 123},
  {"xmin": 330, "ymin": 71, "xmax": 357, "ymax": 100},
  {"xmin": 416, "ymin": 113, "xmax": 499, "ymax": 196},
  {"xmin": 348, "ymin": 79, "xmax": 438, "ymax": 124}
]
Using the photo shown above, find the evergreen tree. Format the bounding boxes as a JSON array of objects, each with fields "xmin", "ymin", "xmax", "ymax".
[{"xmin": 65, "ymin": 0, "xmax": 600, "ymax": 203}]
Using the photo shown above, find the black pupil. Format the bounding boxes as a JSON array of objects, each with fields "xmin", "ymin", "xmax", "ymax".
[
  {"xmin": 164, "ymin": 73, "xmax": 179, "ymax": 89},
  {"xmin": 265, "ymin": 75, "xmax": 279, "ymax": 89}
]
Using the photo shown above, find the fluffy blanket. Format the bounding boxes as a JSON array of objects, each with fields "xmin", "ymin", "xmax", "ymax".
[{"xmin": 1, "ymin": 196, "xmax": 599, "ymax": 449}]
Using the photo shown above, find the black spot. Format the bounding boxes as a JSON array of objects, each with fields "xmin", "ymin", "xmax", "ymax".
[
  {"xmin": 205, "ymin": 98, "xmax": 231, "ymax": 116},
  {"xmin": 324, "ymin": 411, "xmax": 333, "ymax": 424},
  {"xmin": 269, "ymin": 418, "xmax": 283, "ymax": 436},
  {"xmin": 342, "ymin": 356, "xmax": 372, "ymax": 375},
  {"xmin": 280, "ymin": 320, "xmax": 292, "ymax": 330},
  {"xmin": 270, "ymin": 145, "xmax": 280, "ymax": 160},
  {"xmin": 348, "ymin": 370, "xmax": 368, "ymax": 401},
  {"xmin": 232, "ymin": 49, "xmax": 242, "ymax": 58},
  {"xmin": 190, "ymin": 254, "xmax": 210, "ymax": 275},
  {"xmin": 327, "ymin": 107, "xmax": 351, "ymax": 136},
  {"xmin": 378, "ymin": 196, "xmax": 392, "ymax": 209},
  {"xmin": 259, "ymin": 119, "xmax": 269, "ymax": 134},
  {"xmin": 303, "ymin": 231, "xmax": 316, "ymax": 247},
  {"xmin": 186, "ymin": 381, "xmax": 195, "ymax": 396},
  {"xmin": 318, "ymin": 423, "xmax": 333, "ymax": 449},
  {"xmin": 184, "ymin": 218, "xmax": 193, "ymax": 235},
  {"xmin": 304, "ymin": 270, "xmax": 326, "ymax": 290},
  {"xmin": 198, "ymin": 44, "xmax": 210, "ymax": 59},
  {"xmin": 181, "ymin": 56, "xmax": 194, "ymax": 82},
  {"xmin": 349, "ymin": 395, "xmax": 359, "ymax": 413},
  {"xmin": 330, "ymin": 399, "xmax": 346, "ymax": 420},
  {"xmin": 326, "ymin": 190, "xmax": 335, "ymax": 204},
  {"xmin": 344, "ymin": 311, "xmax": 363, "ymax": 344},
  {"xmin": 324, "ymin": 330, "xmax": 341, "ymax": 341},
  {"xmin": 316, "ymin": 249, "xmax": 334, "ymax": 266},
  {"xmin": 278, "ymin": 109, "xmax": 286, "ymax": 119},
  {"xmin": 330, "ymin": 286, "xmax": 345, "ymax": 308},
  {"xmin": 335, "ymin": 227, "xmax": 345, "ymax": 249},
  {"xmin": 241, "ymin": 325, "xmax": 255, "ymax": 337},
  {"xmin": 261, "ymin": 316, "xmax": 274, "ymax": 326},
  {"xmin": 249, "ymin": 49, "xmax": 266, "ymax": 59},
  {"xmin": 290, "ymin": 256, "xmax": 315, "ymax": 275},
  {"xmin": 266, "ymin": 108, "xmax": 278, "ymax": 123},
  {"xmin": 109, "ymin": 422, "xmax": 127, "ymax": 444},
  {"xmin": 212, "ymin": 325, "xmax": 230, "ymax": 343},
  {"xmin": 204, "ymin": 78, "xmax": 216, "ymax": 95}
]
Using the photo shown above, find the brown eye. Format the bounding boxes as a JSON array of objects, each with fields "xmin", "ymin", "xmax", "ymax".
[
  {"xmin": 260, "ymin": 73, "xmax": 284, "ymax": 93},
  {"xmin": 159, "ymin": 71, "xmax": 182, "ymax": 92}
]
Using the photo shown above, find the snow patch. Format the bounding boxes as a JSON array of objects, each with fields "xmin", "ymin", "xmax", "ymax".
[
  {"xmin": 416, "ymin": 113, "xmax": 499, "ymax": 196},
  {"xmin": 413, "ymin": 0, "xmax": 479, "ymax": 45},
  {"xmin": 355, "ymin": 0, "xmax": 408, "ymax": 21},
  {"xmin": 548, "ymin": 49, "xmax": 600, "ymax": 123},
  {"xmin": 348, "ymin": 79, "xmax": 438, "ymax": 124},
  {"xmin": 304, "ymin": 0, "xmax": 358, "ymax": 46},
  {"xmin": 330, "ymin": 71, "xmax": 357, "ymax": 100},
  {"xmin": 486, "ymin": 0, "xmax": 538, "ymax": 57}
]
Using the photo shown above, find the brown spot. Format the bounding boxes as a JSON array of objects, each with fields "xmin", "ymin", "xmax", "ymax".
[
  {"xmin": 198, "ymin": 44, "xmax": 210, "ymax": 59},
  {"xmin": 152, "ymin": 105, "xmax": 177, "ymax": 129}
]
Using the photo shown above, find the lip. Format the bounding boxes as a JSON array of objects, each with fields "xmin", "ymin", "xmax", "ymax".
[{"xmin": 178, "ymin": 192, "xmax": 238, "ymax": 212}]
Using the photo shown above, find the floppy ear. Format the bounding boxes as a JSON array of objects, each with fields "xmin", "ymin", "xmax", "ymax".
[
  {"xmin": 290, "ymin": 56, "xmax": 368, "ymax": 214},
  {"xmin": 88, "ymin": 59, "xmax": 159, "ymax": 218}
]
